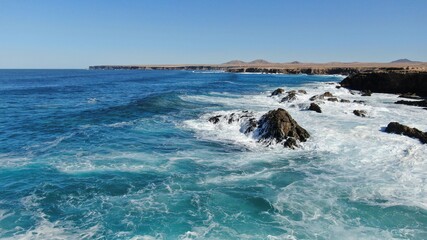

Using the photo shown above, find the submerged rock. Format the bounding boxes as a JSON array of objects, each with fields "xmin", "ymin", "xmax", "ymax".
[
  {"xmin": 308, "ymin": 103, "xmax": 322, "ymax": 113},
  {"xmin": 257, "ymin": 108, "xmax": 310, "ymax": 148},
  {"xmin": 327, "ymin": 97, "xmax": 339, "ymax": 102},
  {"xmin": 340, "ymin": 99, "xmax": 351, "ymax": 103},
  {"xmin": 385, "ymin": 122, "xmax": 427, "ymax": 144},
  {"xmin": 298, "ymin": 89, "xmax": 307, "ymax": 94},
  {"xmin": 309, "ymin": 91, "xmax": 335, "ymax": 101},
  {"xmin": 353, "ymin": 110, "xmax": 367, "ymax": 117},
  {"xmin": 271, "ymin": 88, "xmax": 285, "ymax": 96},
  {"xmin": 281, "ymin": 91, "xmax": 297, "ymax": 102},
  {"xmin": 208, "ymin": 115, "xmax": 222, "ymax": 124}
]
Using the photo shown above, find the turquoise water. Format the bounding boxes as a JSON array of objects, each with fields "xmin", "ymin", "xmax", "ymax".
[{"xmin": 0, "ymin": 70, "xmax": 426, "ymax": 239}]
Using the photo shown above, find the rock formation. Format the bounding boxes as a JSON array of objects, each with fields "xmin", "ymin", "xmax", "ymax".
[
  {"xmin": 385, "ymin": 122, "xmax": 427, "ymax": 144},
  {"xmin": 257, "ymin": 108, "xmax": 310, "ymax": 148},
  {"xmin": 271, "ymin": 88, "xmax": 285, "ymax": 96},
  {"xmin": 208, "ymin": 108, "xmax": 310, "ymax": 148},
  {"xmin": 308, "ymin": 103, "xmax": 322, "ymax": 113},
  {"xmin": 353, "ymin": 110, "xmax": 367, "ymax": 117},
  {"xmin": 340, "ymin": 72, "xmax": 427, "ymax": 97}
]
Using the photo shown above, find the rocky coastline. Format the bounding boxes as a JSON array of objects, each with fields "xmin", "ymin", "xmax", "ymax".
[
  {"xmin": 89, "ymin": 61, "xmax": 427, "ymax": 76},
  {"xmin": 90, "ymin": 62, "xmax": 427, "ymax": 146}
]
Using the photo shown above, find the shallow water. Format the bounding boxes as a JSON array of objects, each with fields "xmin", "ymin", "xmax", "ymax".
[{"xmin": 0, "ymin": 70, "xmax": 426, "ymax": 239}]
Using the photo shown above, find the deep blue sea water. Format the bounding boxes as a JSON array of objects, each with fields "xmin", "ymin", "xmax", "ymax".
[{"xmin": 0, "ymin": 70, "xmax": 426, "ymax": 239}]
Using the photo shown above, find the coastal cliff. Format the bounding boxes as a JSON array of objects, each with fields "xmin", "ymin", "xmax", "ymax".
[
  {"xmin": 89, "ymin": 61, "xmax": 427, "ymax": 76},
  {"xmin": 340, "ymin": 72, "xmax": 427, "ymax": 96}
]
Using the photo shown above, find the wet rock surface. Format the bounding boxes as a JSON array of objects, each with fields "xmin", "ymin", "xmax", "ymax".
[
  {"xmin": 271, "ymin": 88, "xmax": 285, "ymax": 96},
  {"xmin": 385, "ymin": 122, "xmax": 427, "ymax": 144},
  {"xmin": 257, "ymin": 108, "xmax": 310, "ymax": 148},
  {"xmin": 353, "ymin": 110, "xmax": 367, "ymax": 117},
  {"xmin": 308, "ymin": 103, "xmax": 322, "ymax": 113},
  {"xmin": 208, "ymin": 108, "xmax": 310, "ymax": 148}
]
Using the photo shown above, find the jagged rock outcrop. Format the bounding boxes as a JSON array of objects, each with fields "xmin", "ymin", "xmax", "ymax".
[
  {"xmin": 271, "ymin": 88, "xmax": 285, "ymax": 96},
  {"xmin": 308, "ymin": 103, "xmax": 322, "ymax": 113},
  {"xmin": 208, "ymin": 111, "xmax": 255, "ymax": 125},
  {"xmin": 385, "ymin": 122, "xmax": 427, "ymax": 144},
  {"xmin": 208, "ymin": 108, "xmax": 309, "ymax": 148},
  {"xmin": 340, "ymin": 72, "xmax": 427, "ymax": 97},
  {"xmin": 279, "ymin": 90, "xmax": 307, "ymax": 102},
  {"xmin": 353, "ymin": 110, "xmax": 367, "ymax": 117},
  {"xmin": 257, "ymin": 108, "xmax": 310, "ymax": 148},
  {"xmin": 281, "ymin": 91, "xmax": 297, "ymax": 102}
]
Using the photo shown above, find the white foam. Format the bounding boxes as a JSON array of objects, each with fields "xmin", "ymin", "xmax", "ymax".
[{"xmin": 182, "ymin": 81, "xmax": 427, "ymax": 216}]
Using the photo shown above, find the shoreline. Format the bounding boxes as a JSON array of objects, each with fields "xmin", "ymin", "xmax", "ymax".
[{"xmin": 88, "ymin": 62, "xmax": 427, "ymax": 75}]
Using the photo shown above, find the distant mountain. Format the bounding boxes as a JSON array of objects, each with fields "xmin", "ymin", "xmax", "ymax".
[
  {"xmin": 390, "ymin": 59, "xmax": 421, "ymax": 63},
  {"xmin": 248, "ymin": 59, "xmax": 272, "ymax": 65},
  {"xmin": 223, "ymin": 59, "xmax": 272, "ymax": 65},
  {"xmin": 290, "ymin": 61, "xmax": 301, "ymax": 64}
]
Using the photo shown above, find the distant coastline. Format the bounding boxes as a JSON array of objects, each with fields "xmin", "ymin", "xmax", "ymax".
[{"xmin": 89, "ymin": 59, "xmax": 427, "ymax": 75}]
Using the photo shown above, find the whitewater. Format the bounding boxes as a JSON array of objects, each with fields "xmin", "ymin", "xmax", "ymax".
[{"xmin": 0, "ymin": 70, "xmax": 426, "ymax": 239}]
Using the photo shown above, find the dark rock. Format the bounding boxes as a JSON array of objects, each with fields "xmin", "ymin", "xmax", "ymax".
[
  {"xmin": 385, "ymin": 122, "xmax": 427, "ymax": 144},
  {"xmin": 208, "ymin": 111, "xmax": 254, "ymax": 125},
  {"xmin": 283, "ymin": 138, "xmax": 298, "ymax": 149},
  {"xmin": 298, "ymin": 89, "xmax": 307, "ymax": 94},
  {"xmin": 361, "ymin": 90, "xmax": 372, "ymax": 96},
  {"xmin": 309, "ymin": 91, "xmax": 335, "ymax": 101},
  {"xmin": 340, "ymin": 99, "xmax": 351, "ymax": 103},
  {"xmin": 309, "ymin": 95, "xmax": 318, "ymax": 101},
  {"xmin": 281, "ymin": 92, "xmax": 297, "ymax": 102},
  {"xmin": 244, "ymin": 118, "xmax": 258, "ymax": 134},
  {"xmin": 327, "ymin": 97, "xmax": 339, "ymax": 102},
  {"xmin": 271, "ymin": 88, "xmax": 285, "ymax": 96},
  {"xmin": 209, "ymin": 115, "xmax": 222, "ymax": 124},
  {"xmin": 336, "ymin": 86, "xmax": 342, "ymax": 89},
  {"xmin": 353, "ymin": 100, "xmax": 365, "ymax": 104},
  {"xmin": 340, "ymin": 72, "xmax": 427, "ymax": 97},
  {"xmin": 323, "ymin": 92, "xmax": 334, "ymax": 98},
  {"xmin": 257, "ymin": 108, "xmax": 310, "ymax": 148},
  {"xmin": 395, "ymin": 100, "xmax": 427, "ymax": 107},
  {"xmin": 308, "ymin": 103, "xmax": 322, "ymax": 113},
  {"xmin": 353, "ymin": 110, "xmax": 367, "ymax": 117}
]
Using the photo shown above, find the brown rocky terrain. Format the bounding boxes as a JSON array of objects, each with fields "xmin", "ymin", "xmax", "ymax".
[{"xmin": 89, "ymin": 60, "xmax": 427, "ymax": 75}]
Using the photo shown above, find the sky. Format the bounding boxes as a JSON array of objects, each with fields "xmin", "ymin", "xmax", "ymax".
[{"xmin": 0, "ymin": 0, "xmax": 426, "ymax": 68}]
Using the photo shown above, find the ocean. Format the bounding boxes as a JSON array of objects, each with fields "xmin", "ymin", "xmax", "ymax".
[{"xmin": 0, "ymin": 69, "xmax": 426, "ymax": 239}]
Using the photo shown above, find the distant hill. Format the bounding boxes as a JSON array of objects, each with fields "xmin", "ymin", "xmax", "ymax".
[
  {"xmin": 223, "ymin": 59, "xmax": 272, "ymax": 65},
  {"xmin": 390, "ymin": 59, "xmax": 421, "ymax": 63},
  {"xmin": 248, "ymin": 59, "xmax": 271, "ymax": 65},
  {"xmin": 223, "ymin": 60, "xmax": 247, "ymax": 65}
]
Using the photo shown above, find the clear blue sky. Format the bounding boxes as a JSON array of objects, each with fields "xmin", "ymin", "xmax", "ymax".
[{"xmin": 1, "ymin": 0, "xmax": 426, "ymax": 68}]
